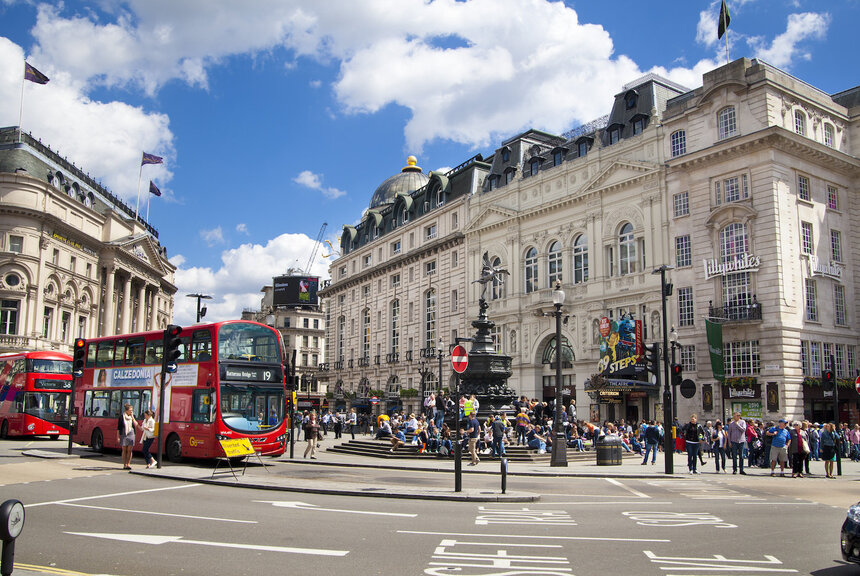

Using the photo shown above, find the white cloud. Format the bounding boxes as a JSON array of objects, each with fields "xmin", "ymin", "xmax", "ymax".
[
  {"xmin": 293, "ymin": 169, "xmax": 346, "ymax": 200},
  {"xmin": 236, "ymin": 223, "xmax": 249, "ymax": 235},
  {"xmin": 200, "ymin": 226, "xmax": 224, "ymax": 247},
  {"xmin": 172, "ymin": 232, "xmax": 332, "ymax": 325},
  {"xmin": 309, "ymin": 79, "xmax": 321, "ymax": 88},
  {"xmin": 749, "ymin": 12, "xmax": 829, "ymax": 68}
]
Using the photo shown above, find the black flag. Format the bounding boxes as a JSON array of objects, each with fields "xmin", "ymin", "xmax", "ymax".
[{"xmin": 718, "ymin": 0, "xmax": 731, "ymax": 40}]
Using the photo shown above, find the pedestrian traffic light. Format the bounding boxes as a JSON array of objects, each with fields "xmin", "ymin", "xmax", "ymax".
[
  {"xmin": 72, "ymin": 338, "xmax": 86, "ymax": 377},
  {"xmin": 163, "ymin": 324, "xmax": 183, "ymax": 373},
  {"xmin": 822, "ymin": 369, "xmax": 835, "ymax": 387},
  {"xmin": 671, "ymin": 363, "xmax": 683, "ymax": 387},
  {"xmin": 644, "ymin": 343, "xmax": 661, "ymax": 378}
]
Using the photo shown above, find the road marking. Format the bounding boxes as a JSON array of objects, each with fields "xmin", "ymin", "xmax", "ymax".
[
  {"xmin": 623, "ymin": 511, "xmax": 736, "ymax": 528},
  {"xmin": 256, "ymin": 500, "xmax": 417, "ymax": 517},
  {"xmin": 398, "ymin": 531, "xmax": 671, "ymax": 543},
  {"xmin": 735, "ymin": 501, "xmax": 820, "ymax": 506},
  {"xmin": 28, "ymin": 483, "xmax": 200, "ymax": 507},
  {"xmin": 476, "ymin": 507, "xmax": 576, "ymax": 526},
  {"xmin": 64, "ymin": 532, "xmax": 349, "ymax": 557},
  {"xmin": 605, "ymin": 477, "xmax": 651, "ymax": 498},
  {"xmin": 644, "ymin": 551, "xmax": 797, "ymax": 573},
  {"xmin": 58, "ymin": 502, "xmax": 256, "ymax": 524},
  {"xmin": 528, "ymin": 501, "xmax": 674, "ymax": 506},
  {"xmin": 15, "ymin": 563, "xmax": 90, "ymax": 576}
]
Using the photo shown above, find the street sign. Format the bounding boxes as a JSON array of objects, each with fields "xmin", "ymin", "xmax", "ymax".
[
  {"xmin": 451, "ymin": 345, "xmax": 468, "ymax": 374},
  {"xmin": 855, "ymin": 375, "xmax": 860, "ymax": 395},
  {"xmin": 370, "ymin": 396, "xmax": 379, "ymax": 405}
]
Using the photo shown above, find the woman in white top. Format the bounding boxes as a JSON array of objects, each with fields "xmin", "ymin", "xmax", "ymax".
[{"xmin": 141, "ymin": 410, "xmax": 157, "ymax": 468}]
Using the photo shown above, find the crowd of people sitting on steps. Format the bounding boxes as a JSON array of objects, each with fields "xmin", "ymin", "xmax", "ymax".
[{"xmin": 293, "ymin": 394, "xmax": 860, "ymax": 474}]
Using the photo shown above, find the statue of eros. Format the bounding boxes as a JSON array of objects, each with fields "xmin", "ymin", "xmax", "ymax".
[{"xmin": 473, "ymin": 251, "xmax": 509, "ymax": 300}]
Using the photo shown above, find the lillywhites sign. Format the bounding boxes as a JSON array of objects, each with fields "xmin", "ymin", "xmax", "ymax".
[
  {"xmin": 703, "ymin": 253, "xmax": 760, "ymax": 280},
  {"xmin": 808, "ymin": 256, "xmax": 843, "ymax": 280},
  {"xmin": 728, "ymin": 387, "xmax": 756, "ymax": 398}
]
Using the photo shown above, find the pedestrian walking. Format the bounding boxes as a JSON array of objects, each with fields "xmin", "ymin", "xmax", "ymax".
[
  {"xmin": 140, "ymin": 409, "xmax": 156, "ymax": 468},
  {"xmin": 820, "ymin": 422, "xmax": 838, "ymax": 478},
  {"xmin": 766, "ymin": 419, "xmax": 791, "ymax": 477},
  {"xmin": 788, "ymin": 420, "xmax": 809, "ymax": 478},
  {"xmin": 303, "ymin": 413, "xmax": 320, "ymax": 459},
  {"xmin": 466, "ymin": 413, "xmax": 481, "ymax": 465},
  {"xmin": 711, "ymin": 421, "xmax": 728, "ymax": 473},
  {"xmin": 641, "ymin": 420, "xmax": 660, "ymax": 465},
  {"xmin": 117, "ymin": 403, "xmax": 141, "ymax": 470},
  {"xmin": 727, "ymin": 412, "xmax": 747, "ymax": 475},
  {"xmin": 682, "ymin": 414, "xmax": 705, "ymax": 474}
]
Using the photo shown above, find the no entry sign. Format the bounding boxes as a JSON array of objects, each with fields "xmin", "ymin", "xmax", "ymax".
[
  {"xmin": 855, "ymin": 376, "xmax": 860, "ymax": 395},
  {"xmin": 451, "ymin": 345, "xmax": 469, "ymax": 374}
]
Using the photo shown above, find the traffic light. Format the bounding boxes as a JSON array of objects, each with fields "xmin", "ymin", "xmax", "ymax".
[
  {"xmin": 163, "ymin": 324, "xmax": 183, "ymax": 373},
  {"xmin": 644, "ymin": 343, "xmax": 661, "ymax": 378},
  {"xmin": 822, "ymin": 368, "xmax": 835, "ymax": 388},
  {"xmin": 671, "ymin": 363, "xmax": 683, "ymax": 387},
  {"xmin": 72, "ymin": 338, "xmax": 86, "ymax": 377}
]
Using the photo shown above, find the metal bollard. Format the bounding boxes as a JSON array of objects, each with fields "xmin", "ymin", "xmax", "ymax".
[
  {"xmin": 1, "ymin": 499, "xmax": 25, "ymax": 576},
  {"xmin": 500, "ymin": 457, "xmax": 508, "ymax": 494}
]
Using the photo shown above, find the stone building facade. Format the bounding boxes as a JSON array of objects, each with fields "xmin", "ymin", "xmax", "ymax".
[
  {"xmin": 319, "ymin": 156, "xmax": 487, "ymax": 415},
  {"xmin": 0, "ymin": 128, "xmax": 176, "ymax": 354}
]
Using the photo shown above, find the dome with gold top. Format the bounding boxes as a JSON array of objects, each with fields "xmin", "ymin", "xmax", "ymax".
[{"xmin": 368, "ymin": 155, "xmax": 429, "ymax": 209}]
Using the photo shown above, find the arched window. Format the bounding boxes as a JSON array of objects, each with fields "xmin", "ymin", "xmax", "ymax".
[
  {"xmin": 524, "ymin": 247, "xmax": 538, "ymax": 294},
  {"xmin": 425, "ymin": 289, "xmax": 436, "ymax": 347},
  {"xmin": 361, "ymin": 308, "xmax": 371, "ymax": 360},
  {"xmin": 719, "ymin": 222, "xmax": 752, "ymax": 312},
  {"xmin": 670, "ymin": 130, "xmax": 686, "ymax": 157},
  {"xmin": 436, "ymin": 188, "xmax": 445, "ymax": 207},
  {"xmin": 504, "ymin": 167, "xmax": 516, "ymax": 184},
  {"xmin": 718, "ymin": 106, "xmax": 737, "ymax": 140},
  {"xmin": 619, "ymin": 223, "xmax": 636, "ymax": 275},
  {"xmin": 401, "ymin": 206, "xmax": 410, "ymax": 225},
  {"xmin": 548, "ymin": 241, "xmax": 562, "ymax": 286},
  {"xmin": 390, "ymin": 300, "xmax": 400, "ymax": 354},
  {"xmin": 573, "ymin": 234, "xmax": 588, "ymax": 283},
  {"xmin": 794, "ymin": 109, "xmax": 806, "ymax": 136},
  {"xmin": 491, "ymin": 257, "xmax": 505, "ymax": 300},
  {"xmin": 823, "ymin": 124, "xmax": 835, "ymax": 148},
  {"xmin": 502, "ymin": 148, "xmax": 511, "ymax": 163}
]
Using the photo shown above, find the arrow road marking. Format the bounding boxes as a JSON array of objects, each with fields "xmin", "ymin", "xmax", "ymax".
[
  {"xmin": 64, "ymin": 532, "xmax": 348, "ymax": 557},
  {"xmin": 58, "ymin": 502, "xmax": 256, "ymax": 524},
  {"xmin": 256, "ymin": 500, "xmax": 417, "ymax": 517},
  {"xmin": 29, "ymin": 483, "xmax": 200, "ymax": 507}
]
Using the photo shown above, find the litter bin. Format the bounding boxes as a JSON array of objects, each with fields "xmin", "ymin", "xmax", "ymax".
[{"xmin": 596, "ymin": 435, "xmax": 623, "ymax": 466}]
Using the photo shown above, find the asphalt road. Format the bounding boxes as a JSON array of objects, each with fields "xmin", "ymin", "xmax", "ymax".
[{"xmin": 1, "ymin": 438, "xmax": 858, "ymax": 576}]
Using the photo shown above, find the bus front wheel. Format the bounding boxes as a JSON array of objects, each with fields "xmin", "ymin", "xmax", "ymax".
[
  {"xmin": 49, "ymin": 434, "xmax": 59, "ymax": 441},
  {"xmin": 166, "ymin": 433, "xmax": 182, "ymax": 463},
  {"xmin": 0, "ymin": 420, "xmax": 8, "ymax": 439},
  {"xmin": 91, "ymin": 428, "xmax": 104, "ymax": 453}
]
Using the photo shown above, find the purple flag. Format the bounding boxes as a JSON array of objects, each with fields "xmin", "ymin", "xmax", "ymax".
[
  {"xmin": 24, "ymin": 62, "xmax": 49, "ymax": 85},
  {"xmin": 141, "ymin": 152, "xmax": 163, "ymax": 166},
  {"xmin": 149, "ymin": 181, "xmax": 162, "ymax": 197}
]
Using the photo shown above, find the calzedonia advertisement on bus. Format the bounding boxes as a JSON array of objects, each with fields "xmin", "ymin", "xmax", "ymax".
[{"xmin": 94, "ymin": 364, "xmax": 198, "ymax": 388}]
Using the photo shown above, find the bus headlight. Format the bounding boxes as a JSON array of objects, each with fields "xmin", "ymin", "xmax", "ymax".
[
  {"xmin": 216, "ymin": 434, "xmax": 229, "ymax": 440},
  {"xmin": 277, "ymin": 435, "xmax": 286, "ymax": 442}
]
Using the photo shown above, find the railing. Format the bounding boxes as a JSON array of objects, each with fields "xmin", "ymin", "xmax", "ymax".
[
  {"xmin": 386, "ymin": 352, "xmax": 399, "ymax": 364},
  {"xmin": 708, "ymin": 300, "xmax": 762, "ymax": 322},
  {"xmin": 333, "ymin": 360, "xmax": 343, "ymax": 371},
  {"xmin": 405, "ymin": 350, "xmax": 413, "ymax": 362},
  {"xmin": 358, "ymin": 357, "xmax": 370, "ymax": 367},
  {"xmin": 374, "ymin": 355, "xmax": 380, "ymax": 365},
  {"xmin": 420, "ymin": 347, "xmax": 437, "ymax": 359}
]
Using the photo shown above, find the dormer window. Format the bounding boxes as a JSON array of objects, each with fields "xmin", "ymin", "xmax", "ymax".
[
  {"xmin": 529, "ymin": 159, "xmax": 541, "ymax": 176},
  {"xmin": 501, "ymin": 148, "xmax": 511, "ymax": 163},
  {"xmin": 577, "ymin": 141, "xmax": 589, "ymax": 157},
  {"xmin": 504, "ymin": 168, "xmax": 515, "ymax": 184},
  {"xmin": 552, "ymin": 149, "xmax": 565, "ymax": 166},
  {"xmin": 402, "ymin": 207, "xmax": 410, "ymax": 224},
  {"xmin": 632, "ymin": 116, "xmax": 645, "ymax": 135},
  {"xmin": 625, "ymin": 90, "xmax": 638, "ymax": 110},
  {"xmin": 436, "ymin": 188, "xmax": 445, "ymax": 207},
  {"xmin": 609, "ymin": 127, "xmax": 621, "ymax": 145},
  {"xmin": 488, "ymin": 175, "xmax": 499, "ymax": 190}
]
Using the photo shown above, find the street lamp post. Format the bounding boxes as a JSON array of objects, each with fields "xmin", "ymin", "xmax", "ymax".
[
  {"xmin": 669, "ymin": 326, "xmax": 680, "ymax": 419},
  {"xmin": 652, "ymin": 265, "xmax": 674, "ymax": 474},
  {"xmin": 437, "ymin": 337, "xmax": 445, "ymax": 397},
  {"xmin": 186, "ymin": 293, "xmax": 212, "ymax": 323},
  {"xmin": 550, "ymin": 280, "xmax": 568, "ymax": 467}
]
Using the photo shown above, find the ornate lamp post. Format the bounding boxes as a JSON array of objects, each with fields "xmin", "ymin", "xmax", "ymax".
[
  {"xmin": 437, "ymin": 337, "xmax": 445, "ymax": 395},
  {"xmin": 669, "ymin": 325, "xmax": 680, "ymax": 419},
  {"xmin": 550, "ymin": 280, "xmax": 568, "ymax": 467}
]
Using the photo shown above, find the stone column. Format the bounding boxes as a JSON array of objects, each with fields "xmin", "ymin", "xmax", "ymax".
[
  {"xmin": 149, "ymin": 293, "xmax": 159, "ymax": 331},
  {"xmin": 136, "ymin": 283, "xmax": 146, "ymax": 333},
  {"xmin": 103, "ymin": 266, "xmax": 116, "ymax": 336},
  {"xmin": 121, "ymin": 274, "xmax": 132, "ymax": 334}
]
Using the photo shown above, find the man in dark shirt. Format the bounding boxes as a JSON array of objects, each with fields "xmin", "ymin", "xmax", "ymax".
[
  {"xmin": 434, "ymin": 391, "xmax": 446, "ymax": 430},
  {"xmin": 641, "ymin": 420, "xmax": 661, "ymax": 465},
  {"xmin": 466, "ymin": 414, "xmax": 481, "ymax": 465},
  {"xmin": 491, "ymin": 414, "xmax": 507, "ymax": 458}
]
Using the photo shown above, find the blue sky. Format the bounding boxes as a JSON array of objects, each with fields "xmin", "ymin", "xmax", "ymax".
[{"xmin": 0, "ymin": 0, "xmax": 854, "ymax": 326}]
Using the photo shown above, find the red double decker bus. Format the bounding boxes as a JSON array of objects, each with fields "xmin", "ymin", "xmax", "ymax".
[
  {"xmin": 0, "ymin": 351, "xmax": 72, "ymax": 439},
  {"xmin": 71, "ymin": 320, "xmax": 287, "ymax": 461}
]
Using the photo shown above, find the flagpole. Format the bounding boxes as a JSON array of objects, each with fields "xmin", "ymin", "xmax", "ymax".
[
  {"xmin": 724, "ymin": 7, "xmax": 730, "ymax": 64},
  {"xmin": 146, "ymin": 186, "xmax": 151, "ymax": 223},
  {"xmin": 18, "ymin": 62, "xmax": 26, "ymax": 143},
  {"xmin": 135, "ymin": 153, "xmax": 144, "ymax": 221}
]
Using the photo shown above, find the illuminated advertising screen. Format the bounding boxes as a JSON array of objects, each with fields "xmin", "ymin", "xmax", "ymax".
[{"xmin": 272, "ymin": 276, "xmax": 319, "ymax": 307}]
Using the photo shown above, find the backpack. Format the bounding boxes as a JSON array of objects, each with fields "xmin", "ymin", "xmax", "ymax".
[{"xmin": 438, "ymin": 445, "xmax": 449, "ymax": 456}]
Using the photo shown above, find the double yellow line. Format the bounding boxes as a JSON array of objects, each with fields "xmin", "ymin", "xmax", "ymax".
[{"xmin": 14, "ymin": 563, "xmax": 95, "ymax": 576}]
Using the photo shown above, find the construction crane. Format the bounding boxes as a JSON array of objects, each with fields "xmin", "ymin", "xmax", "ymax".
[{"xmin": 304, "ymin": 222, "xmax": 327, "ymax": 274}]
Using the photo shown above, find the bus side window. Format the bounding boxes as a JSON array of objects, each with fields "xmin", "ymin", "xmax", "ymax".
[
  {"xmin": 178, "ymin": 337, "xmax": 190, "ymax": 363},
  {"xmin": 191, "ymin": 330, "xmax": 212, "ymax": 362},
  {"xmin": 13, "ymin": 391, "xmax": 23, "ymax": 413},
  {"xmin": 91, "ymin": 391, "xmax": 110, "ymax": 417},
  {"xmin": 141, "ymin": 390, "xmax": 152, "ymax": 417},
  {"xmin": 96, "ymin": 342, "xmax": 114, "ymax": 367},
  {"xmin": 114, "ymin": 340, "xmax": 126, "ymax": 368},
  {"xmin": 109, "ymin": 390, "xmax": 122, "ymax": 418},
  {"xmin": 145, "ymin": 340, "xmax": 163, "ymax": 365},
  {"xmin": 125, "ymin": 337, "xmax": 145, "ymax": 366},
  {"xmin": 86, "ymin": 343, "xmax": 97, "ymax": 367},
  {"xmin": 84, "ymin": 390, "xmax": 92, "ymax": 416}
]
